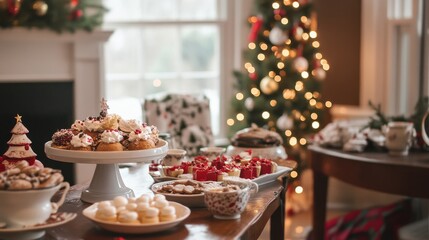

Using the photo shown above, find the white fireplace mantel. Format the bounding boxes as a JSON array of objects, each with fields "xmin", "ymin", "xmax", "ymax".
[
  {"xmin": 0, "ymin": 28, "xmax": 112, "ymax": 119},
  {"xmin": 0, "ymin": 28, "xmax": 113, "ymax": 183}
]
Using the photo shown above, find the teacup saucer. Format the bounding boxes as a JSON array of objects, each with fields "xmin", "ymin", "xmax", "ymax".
[{"xmin": 0, "ymin": 212, "xmax": 76, "ymax": 240}]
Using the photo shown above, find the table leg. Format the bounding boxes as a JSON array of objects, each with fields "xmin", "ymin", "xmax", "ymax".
[
  {"xmin": 270, "ymin": 175, "xmax": 287, "ymax": 240},
  {"xmin": 312, "ymin": 170, "xmax": 328, "ymax": 240}
]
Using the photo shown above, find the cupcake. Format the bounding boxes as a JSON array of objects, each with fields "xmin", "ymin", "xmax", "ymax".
[
  {"xmin": 51, "ymin": 129, "xmax": 74, "ymax": 149},
  {"xmin": 160, "ymin": 206, "xmax": 176, "ymax": 222},
  {"xmin": 118, "ymin": 118, "xmax": 142, "ymax": 133},
  {"xmin": 141, "ymin": 207, "xmax": 159, "ymax": 224},
  {"xmin": 127, "ymin": 127, "xmax": 156, "ymax": 150},
  {"xmin": 96, "ymin": 130, "xmax": 124, "ymax": 151},
  {"xmin": 70, "ymin": 120, "xmax": 85, "ymax": 135},
  {"xmin": 70, "ymin": 133, "xmax": 93, "ymax": 151},
  {"xmin": 83, "ymin": 116, "xmax": 104, "ymax": 141},
  {"xmin": 101, "ymin": 114, "xmax": 120, "ymax": 130},
  {"xmin": 117, "ymin": 211, "xmax": 140, "ymax": 224}
]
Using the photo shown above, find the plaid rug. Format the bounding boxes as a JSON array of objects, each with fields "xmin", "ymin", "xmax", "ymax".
[{"xmin": 320, "ymin": 198, "xmax": 414, "ymax": 240}]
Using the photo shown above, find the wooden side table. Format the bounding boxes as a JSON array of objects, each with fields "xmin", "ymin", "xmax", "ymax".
[{"xmin": 307, "ymin": 145, "xmax": 429, "ymax": 240}]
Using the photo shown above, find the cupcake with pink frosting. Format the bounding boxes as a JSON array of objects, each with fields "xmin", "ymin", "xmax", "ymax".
[
  {"xmin": 70, "ymin": 133, "xmax": 93, "ymax": 151},
  {"xmin": 127, "ymin": 125, "xmax": 158, "ymax": 150},
  {"xmin": 96, "ymin": 130, "xmax": 124, "ymax": 151}
]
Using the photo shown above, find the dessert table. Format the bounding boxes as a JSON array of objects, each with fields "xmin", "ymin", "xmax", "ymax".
[
  {"xmin": 307, "ymin": 145, "xmax": 429, "ymax": 240},
  {"xmin": 43, "ymin": 160, "xmax": 296, "ymax": 240}
]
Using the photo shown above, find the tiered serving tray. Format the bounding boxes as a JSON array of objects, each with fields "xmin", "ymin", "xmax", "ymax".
[{"xmin": 44, "ymin": 139, "xmax": 168, "ymax": 203}]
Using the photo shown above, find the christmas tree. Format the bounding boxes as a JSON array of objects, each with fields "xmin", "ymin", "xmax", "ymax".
[
  {"xmin": 227, "ymin": 0, "xmax": 331, "ymax": 209},
  {"xmin": 0, "ymin": 114, "xmax": 43, "ymax": 171},
  {"xmin": 0, "ymin": 0, "xmax": 106, "ymax": 33}
]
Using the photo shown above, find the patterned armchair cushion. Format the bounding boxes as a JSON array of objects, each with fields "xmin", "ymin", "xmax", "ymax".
[{"xmin": 144, "ymin": 93, "xmax": 214, "ymax": 156}]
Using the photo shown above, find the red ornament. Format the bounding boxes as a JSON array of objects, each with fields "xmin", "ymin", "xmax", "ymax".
[
  {"xmin": 7, "ymin": 0, "xmax": 21, "ymax": 16},
  {"xmin": 249, "ymin": 72, "xmax": 257, "ymax": 80},
  {"xmin": 70, "ymin": 0, "xmax": 79, "ymax": 8},
  {"xmin": 70, "ymin": 9, "xmax": 83, "ymax": 20},
  {"xmin": 274, "ymin": 9, "xmax": 286, "ymax": 17},
  {"xmin": 248, "ymin": 17, "xmax": 263, "ymax": 43}
]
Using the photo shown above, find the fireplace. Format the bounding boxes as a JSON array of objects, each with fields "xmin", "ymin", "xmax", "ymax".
[
  {"xmin": 0, "ymin": 28, "xmax": 112, "ymax": 184},
  {"xmin": 0, "ymin": 82, "xmax": 74, "ymax": 183}
]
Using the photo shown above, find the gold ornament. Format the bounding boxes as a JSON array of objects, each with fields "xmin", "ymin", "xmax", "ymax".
[
  {"xmin": 32, "ymin": 0, "xmax": 48, "ymax": 16},
  {"xmin": 260, "ymin": 76, "xmax": 279, "ymax": 95}
]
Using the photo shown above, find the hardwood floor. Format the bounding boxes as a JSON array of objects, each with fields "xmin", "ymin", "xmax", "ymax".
[{"xmin": 259, "ymin": 208, "xmax": 349, "ymax": 240}]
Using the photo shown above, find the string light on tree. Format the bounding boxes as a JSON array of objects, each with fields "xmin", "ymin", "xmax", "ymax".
[{"xmin": 32, "ymin": 0, "xmax": 48, "ymax": 16}]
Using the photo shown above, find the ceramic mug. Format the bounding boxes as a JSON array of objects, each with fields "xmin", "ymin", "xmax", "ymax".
[
  {"xmin": 384, "ymin": 121, "xmax": 414, "ymax": 156},
  {"xmin": 0, "ymin": 182, "xmax": 70, "ymax": 228},
  {"xmin": 204, "ymin": 179, "xmax": 258, "ymax": 220},
  {"xmin": 162, "ymin": 149, "xmax": 187, "ymax": 166},
  {"xmin": 200, "ymin": 147, "xmax": 226, "ymax": 161}
]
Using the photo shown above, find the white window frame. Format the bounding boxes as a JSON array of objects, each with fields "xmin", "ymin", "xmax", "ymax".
[
  {"xmin": 360, "ymin": 0, "xmax": 422, "ymax": 116},
  {"xmin": 101, "ymin": 0, "xmax": 249, "ymax": 143}
]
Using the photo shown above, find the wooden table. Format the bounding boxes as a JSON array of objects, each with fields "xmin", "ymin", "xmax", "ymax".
[
  {"xmin": 43, "ymin": 161, "xmax": 296, "ymax": 240},
  {"xmin": 307, "ymin": 145, "xmax": 429, "ymax": 240}
]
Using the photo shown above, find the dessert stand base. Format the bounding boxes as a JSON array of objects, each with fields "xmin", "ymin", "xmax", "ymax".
[{"xmin": 81, "ymin": 164, "xmax": 135, "ymax": 203}]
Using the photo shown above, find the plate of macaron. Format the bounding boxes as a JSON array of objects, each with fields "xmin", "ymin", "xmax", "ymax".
[{"xmin": 82, "ymin": 194, "xmax": 190, "ymax": 234}]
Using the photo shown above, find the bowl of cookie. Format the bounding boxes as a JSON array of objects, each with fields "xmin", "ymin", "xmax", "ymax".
[
  {"xmin": 151, "ymin": 179, "xmax": 221, "ymax": 207},
  {"xmin": 0, "ymin": 161, "xmax": 69, "ymax": 229}
]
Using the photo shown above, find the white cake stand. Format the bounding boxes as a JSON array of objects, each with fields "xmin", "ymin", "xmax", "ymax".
[{"xmin": 44, "ymin": 140, "xmax": 168, "ymax": 203}]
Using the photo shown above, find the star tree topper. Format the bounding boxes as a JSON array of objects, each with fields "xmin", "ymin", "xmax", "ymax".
[{"xmin": 15, "ymin": 114, "xmax": 22, "ymax": 123}]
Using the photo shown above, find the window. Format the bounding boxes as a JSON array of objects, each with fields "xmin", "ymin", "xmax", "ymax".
[
  {"xmin": 102, "ymin": 0, "xmax": 240, "ymax": 139},
  {"xmin": 360, "ymin": 0, "xmax": 422, "ymax": 116}
]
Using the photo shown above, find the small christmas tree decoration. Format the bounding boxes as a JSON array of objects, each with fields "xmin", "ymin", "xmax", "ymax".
[
  {"xmin": 260, "ymin": 76, "xmax": 279, "ymax": 95},
  {"xmin": 269, "ymin": 26, "xmax": 288, "ymax": 45},
  {"xmin": 32, "ymin": 0, "xmax": 48, "ymax": 16},
  {"xmin": 0, "ymin": 115, "xmax": 44, "ymax": 171}
]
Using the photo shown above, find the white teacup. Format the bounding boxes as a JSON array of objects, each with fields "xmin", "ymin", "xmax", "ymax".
[
  {"xmin": 162, "ymin": 149, "xmax": 187, "ymax": 166},
  {"xmin": 204, "ymin": 179, "xmax": 258, "ymax": 220},
  {"xmin": 0, "ymin": 182, "xmax": 70, "ymax": 228},
  {"xmin": 200, "ymin": 147, "xmax": 226, "ymax": 161},
  {"xmin": 384, "ymin": 121, "xmax": 414, "ymax": 156}
]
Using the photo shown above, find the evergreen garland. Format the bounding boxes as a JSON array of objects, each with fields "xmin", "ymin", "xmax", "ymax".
[{"xmin": 0, "ymin": 0, "xmax": 107, "ymax": 33}]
